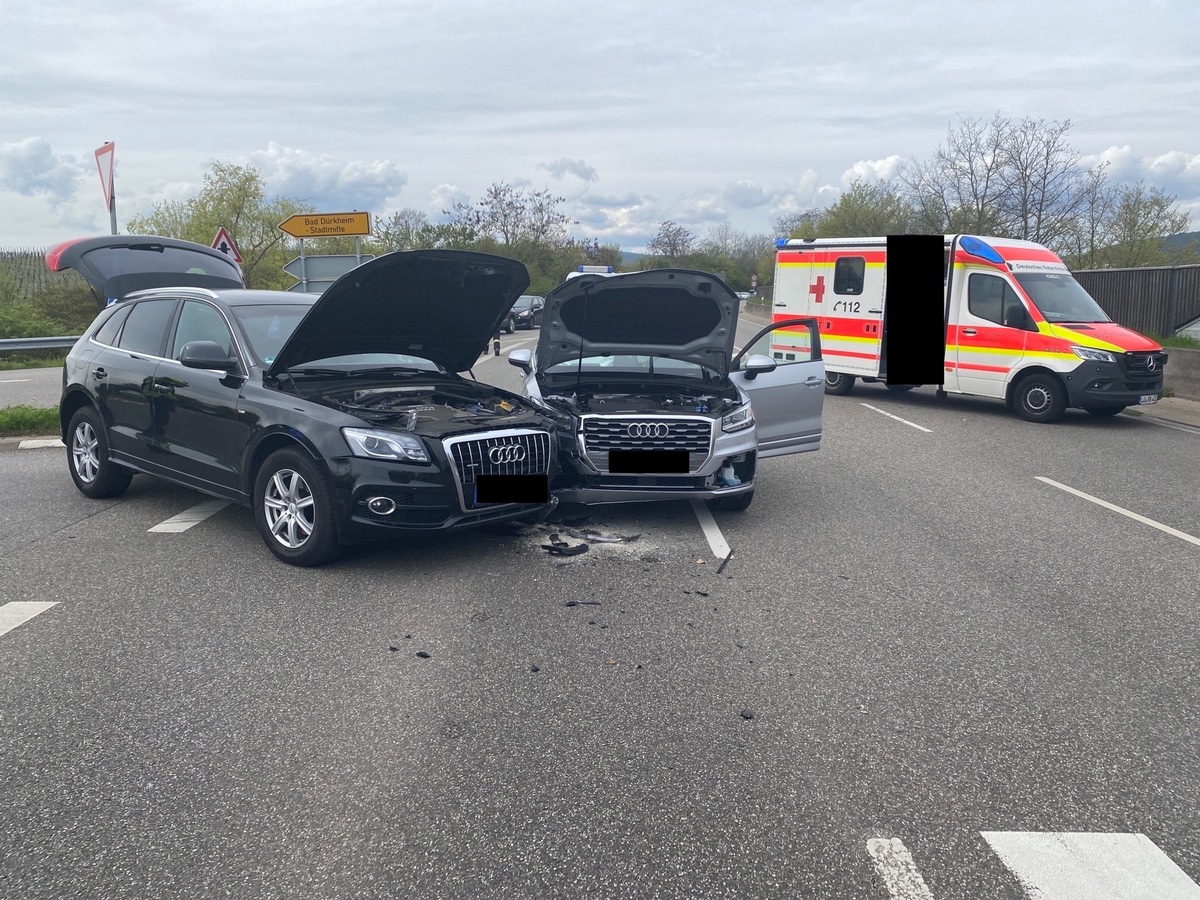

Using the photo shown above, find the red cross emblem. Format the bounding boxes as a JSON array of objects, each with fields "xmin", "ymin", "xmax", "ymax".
[{"xmin": 809, "ymin": 275, "xmax": 825, "ymax": 304}]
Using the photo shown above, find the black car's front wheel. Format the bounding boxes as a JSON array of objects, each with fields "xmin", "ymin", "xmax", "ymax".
[
  {"xmin": 254, "ymin": 448, "xmax": 342, "ymax": 566},
  {"xmin": 67, "ymin": 406, "xmax": 133, "ymax": 499}
]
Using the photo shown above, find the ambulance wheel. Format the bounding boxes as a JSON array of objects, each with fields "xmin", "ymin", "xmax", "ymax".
[
  {"xmin": 1086, "ymin": 405, "xmax": 1127, "ymax": 417},
  {"xmin": 1013, "ymin": 373, "xmax": 1067, "ymax": 423},
  {"xmin": 825, "ymin": 372, "xmax": 855, "ymax": 395},
  {"xmin": 885, "ymin": 384, "xmax": 916, "ymax": 392}
]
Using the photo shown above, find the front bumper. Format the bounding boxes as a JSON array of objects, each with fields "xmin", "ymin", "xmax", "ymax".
[{"xmin": 1061, "ymin": 358, "xmax": 1165, "ymax": 409}]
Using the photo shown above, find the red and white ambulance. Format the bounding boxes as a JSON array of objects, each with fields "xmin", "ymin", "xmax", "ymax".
[{"xmin": 770, "ymin": 234, "xmax": 1167, "ymax": 422}]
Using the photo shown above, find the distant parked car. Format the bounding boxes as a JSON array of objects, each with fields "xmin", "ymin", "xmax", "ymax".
[
  {"xmin": 50, "ymin": 237, "xmax": 559, "ymax": 566},
  {"xmin": 508, "ymin": 268, "xmax": 824, "ymax": 512},
  {"xmin": 511, "ymin": 294, "xmax": 544, "ymax": 329}
]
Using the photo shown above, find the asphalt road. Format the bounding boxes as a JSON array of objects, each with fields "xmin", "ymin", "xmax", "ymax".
[{"xmin": 1, "ymin": 325, "xmax": 1198, "ymax": 899}]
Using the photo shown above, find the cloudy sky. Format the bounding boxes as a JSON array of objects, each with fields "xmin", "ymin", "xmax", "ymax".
[{"xmin": 2, "ymin": 0, "xmax": 1198, "ymax": 251}]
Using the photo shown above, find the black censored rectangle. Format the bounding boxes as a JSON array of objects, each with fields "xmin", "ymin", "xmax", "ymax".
[
  {"xmin": 884, "ymin": 234, "xmax": 945, "ymax": 386},
  {"xmin": 475, "ymin": 474, "xmax": 549, "ymax": 504},
  {"xmin": 608, "ymin": 449, "xmax": 689, "ymax": 473}
]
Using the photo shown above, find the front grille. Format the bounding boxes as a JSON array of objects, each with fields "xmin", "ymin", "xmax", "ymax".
[
  {"xmin": 445, "ymin": 429, "xmax": 552, "ymax": 511},
  {"xmin": 1124, "ymin": 351, "xmax": 1167, "ymax": 375},
  {"xmin": 582, "ymin": 416, "xmax": 713, "ymax": 474}
]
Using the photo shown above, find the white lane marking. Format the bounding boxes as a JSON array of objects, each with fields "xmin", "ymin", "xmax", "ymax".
[
  {"xmin": 0, "ymin": 602, "xmax": 59, "ymax": 638},
  {"xmin": 860, "ymin": 403, "xmax": 933, "ymax": 433},
  {"xmin": 18, "ymin": 438, "xmax": 64, "ymax": 449},
  {"xmin": 1141, "ymin": 418, "xmax": 1200, "ymax": 435},
  {"xmin": 0, "ymin": 378, "xmax": 32, "ymax": 383},
  {"xmin": 1036, "ymin": 477, "xmax": 1200, "ymax": 548},
  {"xmin": 867, "ymin": 838, "xmax": 936, "ymax": 900},
  {"xmin": 148, "ymin": 499, "xmax": 232, "ymax": 533},
  {"xmin": 982, "ymin": 831, "xmax": 1200, "ymax": 899},
  {"xmin": 690, "ymin": 500, "xmax": 732, "ymax": 559}
]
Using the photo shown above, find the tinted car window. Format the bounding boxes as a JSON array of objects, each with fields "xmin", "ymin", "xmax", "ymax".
[
  {"xmin": 230, "ymin": 303, "xmax": 313, "ymax": 366},
  {"xmin": 117, "ymin": 299, "xmax": 177, "ymax": 356},
  {"xmin": 172, "ymin": 300, "xmax": 234, "ymax": 359},
  {"xmin": 92, "ymin": 303, "xmax": 131, "ymax": 346}
]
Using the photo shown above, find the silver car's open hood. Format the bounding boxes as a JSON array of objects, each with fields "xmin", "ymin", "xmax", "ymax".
[{"xmin": 536, "ymin": 269, "xmax": 739, "ymax": 375}]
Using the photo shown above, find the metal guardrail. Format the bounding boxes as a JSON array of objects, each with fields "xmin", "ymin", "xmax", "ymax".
[{"xmin": 0, "ymin": 336, "xmax": 80, "ymax": 354}]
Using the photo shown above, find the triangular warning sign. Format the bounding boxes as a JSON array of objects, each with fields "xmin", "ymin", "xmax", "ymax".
[{"xmin": 211, "ymin": 226, "xmax": 243, "ymax": 264}]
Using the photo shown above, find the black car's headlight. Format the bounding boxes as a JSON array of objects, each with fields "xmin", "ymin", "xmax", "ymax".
[{"xmin": 342, "ymin": 427, "xmax": 430, "ymax": 463}]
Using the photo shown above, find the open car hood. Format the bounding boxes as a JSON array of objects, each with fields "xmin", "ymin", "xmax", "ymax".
[
  {"xmin": 536, "ymin": 269, "xmax": 739, "ymax": 374},
  {"xmin": 266, "ymin": 249, "xmax": 530, "ymax": 377},
  {"xmin": 45, "ymin": 235, "xmax": 245, "ymax": 307}
]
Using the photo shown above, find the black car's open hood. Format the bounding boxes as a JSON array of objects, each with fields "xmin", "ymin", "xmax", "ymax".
[
  {"xmin": 536, "ymin": 268, "xmax": 739, "ymax": 374},
  {"xmin": 266, "ymin": 249, "xmax": 530, "ymax": 377},
  {"xmin": 45, "ymin": 235, "xmax": 245, "ymax": 306}
]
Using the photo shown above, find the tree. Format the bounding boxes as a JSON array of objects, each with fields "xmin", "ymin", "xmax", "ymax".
[
  {"xmin": 1095, "ymin": 181, "xmax": 1191, "ymax": 268},
  {"xmin": 126, "ymin": 162, "xmax": 312, "ymax": 290},
  {"xmin": 646, "ymin": 221, "xmax": 695, "ymax": 263},
  {"xmin": 447, "ymin": 182, "xmax": 573, "ymax": 252},
  {"xmin": 372, "ymin": 208, "xmax": 431, "ymax": 252},
  {"xmin": 810, "ymin": 180, "xmax": 915, "ymax": 237},
  {"xmin": 999, "ymin": 116, "xmax": 1089, "ymax": 246}
]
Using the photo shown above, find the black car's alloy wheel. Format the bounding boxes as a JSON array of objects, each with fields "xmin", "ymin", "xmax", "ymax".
[
  {"xmin": 67, "ymin": 407, "xmax": 132, "ymax": 499},
  {"xmin": 254, "ymin": 448, "xmax": 342, "ymax": 566}
]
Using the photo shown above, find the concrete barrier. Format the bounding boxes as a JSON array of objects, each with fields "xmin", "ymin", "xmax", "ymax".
[{"xmin": 1165, "ymin": 347, "xmax": 1200, "ymax": 401}]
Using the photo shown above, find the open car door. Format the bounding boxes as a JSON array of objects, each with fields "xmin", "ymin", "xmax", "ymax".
[{"xmin": 730, "ymin": 317, "xmax": 824, "ymax": 458}]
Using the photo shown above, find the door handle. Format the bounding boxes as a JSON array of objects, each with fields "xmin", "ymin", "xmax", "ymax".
[
  {"xmin": 93, "ymin": 367, "xmax": 107, "ymax": 379},
  {"xmin": 154, "ymin": 382, "xmax": 175, "ymax": 395},
  {"xmin": 868, "ymin": 308, "xmax": 882, "ymax": 314},
  {"xmin": 805, "ymin": 377, "xmax": 823, "ymax": 387},
  {"xmin": 963, "ymin": 328, "xmax": 977, "ymax": 336}
]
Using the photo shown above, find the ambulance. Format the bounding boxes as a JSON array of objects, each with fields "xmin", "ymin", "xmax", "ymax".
[{"xmin": 770, "ymin": 234, "xmax": 1168, "ymax": 422}]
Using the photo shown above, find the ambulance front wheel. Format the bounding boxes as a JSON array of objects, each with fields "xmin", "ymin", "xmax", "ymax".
[
  {"xmin": 825, "ymin": 372, "xmax": 856, "ymax": 396},
  {"xmin": 1013, "ymin": 372, "xmax": 1067, "ymax": 423}
]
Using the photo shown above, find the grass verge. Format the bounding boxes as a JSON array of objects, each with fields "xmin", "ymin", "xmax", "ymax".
[
  {"xmin": 0, "ymin": 405, "xmax": 59, "ymax": 439},
  {"xmin": 0, "ymin": 353, "xmax": 66, "ymax": 371}
]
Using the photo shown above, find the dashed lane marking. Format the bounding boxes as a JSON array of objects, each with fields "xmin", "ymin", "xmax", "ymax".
[
  {"xmin": 690, "ymin": 499, "xmax": 732, "ymax": 560},
  {"xmin": 982, "ymin": 831, "xmax": 1200, "ymax": 899},
  {"xmin": 17, "ymin": 438, "xmax": 63, "ymax": 449},
  {"xmin": 1036, "ymin": 477, "xmax": 1200, "ymax": 548},
  {"xmin": 148, "ymin": 499, "xmax": 232, "ymax": 533},
  {"xmin": 0, "ymin": 602, "xmax": 59, "ymax": 638},
  {"xmin": 867, "ymin": 838, "xmax": 936, "ymax": 900},
  {"xmin": 860, "ymin": 403, "xmax": 933, "ymax": 432}
]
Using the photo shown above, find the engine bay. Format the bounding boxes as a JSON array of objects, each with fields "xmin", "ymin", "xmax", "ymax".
[
  {"xmin": 541, "ymin": 384, "xmax": 741, "ymax": 417},
  {"xmin": 321, "ymin": 384, "xmax": 528, "ymax": 429}
]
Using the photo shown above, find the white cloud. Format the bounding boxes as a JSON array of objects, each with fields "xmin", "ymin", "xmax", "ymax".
[
  {"xmin": 0, "ymin": 137, "xmax": 83, "ymax": 203},
  {"xmin": 724, "ymin": 181, "xmax": 768, "ymax": 209},
  {"xmin": 428, "ymin": 184, "xmax": 470, "ymax": 219},
  {"xmin": 840, "ymin": 155, "xmax": 907, "ymax": 187},
  {"xmin": 538, "ymin": 158, "xmax": 599, "ymax": 182},
  {"xmin": 246, "ymin": 142, "xmax": 407, "ymax": 212}
]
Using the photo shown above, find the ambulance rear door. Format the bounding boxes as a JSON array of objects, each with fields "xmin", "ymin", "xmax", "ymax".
[{"xmin": 813, "ymin": 246, "xmax": 885, "ymax": 378}]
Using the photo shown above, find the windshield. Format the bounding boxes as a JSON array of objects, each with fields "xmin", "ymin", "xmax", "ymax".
[
  {"xmin": 1013, "ymin": 272, "xmax": 1111, "ymax": 323},
  {"xmin": 230, "ymin": 303, "xmax": 313, "ymax": 366},
  {"xmin": 513, "ymin": 295, "xmax": 539, "ymax": 310},
  {"xmin": 543, "ymin": 355, "xmax": 714, "ymax": 379}
]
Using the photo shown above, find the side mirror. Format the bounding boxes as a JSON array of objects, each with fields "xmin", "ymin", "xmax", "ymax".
[
  {"xmin": 1004, "ymin": 306, "xmax": 1032, "ymax": 330},
  {"xmin": 180, "ymin": 340, "xmax": 238, "ymax": 372},
  {"xmin": 740, "ymin": 353, "xmax": 777, "ymax": 380},
  {"xmin": 508, "ymin": 348, "xmax": 533, "ymax": 375}
]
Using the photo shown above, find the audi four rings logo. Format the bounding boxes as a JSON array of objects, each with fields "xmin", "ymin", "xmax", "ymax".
[
  {"xmin": 488, "ymin": 445, "xmax": 527, "ymax": 464},
  {"xmin": 627, "ymin": 422, "xmax": 671, "ymax": 438}
]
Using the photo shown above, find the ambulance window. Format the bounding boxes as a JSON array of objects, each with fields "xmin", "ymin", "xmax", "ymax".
[
  {"xmin": 967, "ymin": 273, "xmax": 1007, "ymax": 325},
  {"xmin": 833, "ymin": 257, "xmax": 865, "ymax": 295}
]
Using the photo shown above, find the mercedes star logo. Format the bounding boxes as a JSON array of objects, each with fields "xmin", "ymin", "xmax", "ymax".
[
  {"xmin": 488, "ymin": 444, "xmax": 527, "ymax": 464},
  {"xmin": 627, "ymin": 422, "xmax": 671, "ymax": 438},
  {"xmin": 1146, "ymin": 355, "xmax": 1156, "ymax": 371}
]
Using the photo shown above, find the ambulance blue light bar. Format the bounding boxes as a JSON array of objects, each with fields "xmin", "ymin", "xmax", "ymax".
[{"xmin": 959, "ymin": 236, "xmax": 1004, "ymax": 264}]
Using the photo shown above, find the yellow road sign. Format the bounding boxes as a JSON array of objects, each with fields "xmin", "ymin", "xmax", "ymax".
[{"xmin": 278, "ymin": 212, "xmax": 371, "ymax": 238}]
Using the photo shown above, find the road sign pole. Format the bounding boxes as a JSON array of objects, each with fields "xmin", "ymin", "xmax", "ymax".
[
  {"xmin": 108, "ymin": 186, "xmax": 118, "ymax": 236},
  {"xmin": 299, "ymin": 239, "xmax": 308, "ymax": 291}
]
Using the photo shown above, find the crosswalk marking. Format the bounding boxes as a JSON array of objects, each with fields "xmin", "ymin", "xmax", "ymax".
[
  {"xmin": 867, "ymin": 837, "xmax": 935, "ymax": 899},
  {"xmin": 981, "ymin": 832, "xmax": 1200, "ymax": 899},
  {"xmin": 148, "ymin": 499, "xmax": 231, "ymax": 533},
  {"xmin": 0, "ymin": 601, "xmax": 59, "ymax": 638}
]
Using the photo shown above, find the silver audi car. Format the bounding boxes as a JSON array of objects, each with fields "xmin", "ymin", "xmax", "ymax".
[{"xmin": 508, "ymin": 267, "xmax": 825, "ymax": 511}]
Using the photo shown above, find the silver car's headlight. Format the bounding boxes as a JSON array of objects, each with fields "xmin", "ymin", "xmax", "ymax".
[
  {"xmin": 1072, "ymin": 346, "xmax": 1116, "ymax": 363},
  {"xmin": 342, "ymin": 427, "xmax": 430, "ymax": 463},
  {"xmin": 722, "ymin": 404, "xmax": 755, "ymax": 433}
]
